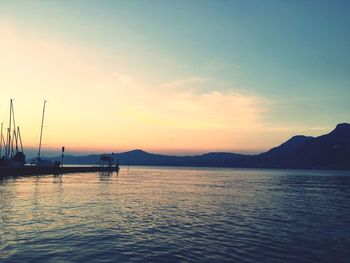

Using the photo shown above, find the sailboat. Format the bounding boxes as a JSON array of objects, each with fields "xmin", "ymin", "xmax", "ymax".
[
  {"xmin": 34, "ymin": 100, "xmax": 55, "ymax": 167},
  {"xmin": 0, "ymin": 99, "xmax": 26, "ymax": 167}
]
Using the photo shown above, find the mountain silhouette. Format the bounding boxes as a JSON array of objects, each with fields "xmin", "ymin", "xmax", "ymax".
[
  {"xmin": 49, "ymin": 123, "xmax": 350, "ymax": 170},
  {"xmin": 256, "ymin": 123, "xmax": 350, "ymax": 169}
]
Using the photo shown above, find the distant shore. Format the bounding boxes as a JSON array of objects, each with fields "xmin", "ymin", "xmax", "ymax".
[{"xmin": 43, "ymin": 123, "xmax": 350, "ymax": 171}]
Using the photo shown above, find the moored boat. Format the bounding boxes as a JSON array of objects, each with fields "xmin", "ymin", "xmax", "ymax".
[
  {"xmin": 0, "ymin": 99, "xmax": 26, "ymax": 168},
  {"xmin": 32, "ymin": 100, "xmax": 56, "ymax": 168}
]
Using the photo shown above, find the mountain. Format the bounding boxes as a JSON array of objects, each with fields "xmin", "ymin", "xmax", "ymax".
[
  {"xmin": 51, "ymin": 150, "xmax": 247, "ymax": 167},
  {"xmin": 256, "ymin": 123, "xmax": 350, "ymax": 169},
  {"xmin": 48, "ymin": 123, "xmax": 350, "ymax": 170}
]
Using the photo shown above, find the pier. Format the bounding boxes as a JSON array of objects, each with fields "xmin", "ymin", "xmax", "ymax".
[{"xmin": 0, "ymin": 165, "xmax": 120, "ymax": 178}]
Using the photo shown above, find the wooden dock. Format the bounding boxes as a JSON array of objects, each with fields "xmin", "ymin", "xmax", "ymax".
[{"xmin": 0, "ymin": 166, "xmax": 120, "ymax": 178}]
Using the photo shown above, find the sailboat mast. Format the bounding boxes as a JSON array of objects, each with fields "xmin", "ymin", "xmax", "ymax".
[
  {"xmin": 38, "ymin": 100, "xmax": 47, "ymax": 159},
  {"xmin": 11, "ymin": 100, "xmax": 18, "ymax": 154},
  {"xmin": 6, "ymin": 99, "xmax": 13, "ymax": 159},
  {"xmin": 10, "ymin": 100, "xmax": 18, "ymax": 157},
  {"xmin": 17, "ymin": 127, "xmax": 23, "ymax": 153}
]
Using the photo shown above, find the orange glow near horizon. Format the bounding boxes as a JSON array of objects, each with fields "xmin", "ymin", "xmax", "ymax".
[{"xmin": 0, "ymin": 18, "xmax": 334, "ymax": 156}]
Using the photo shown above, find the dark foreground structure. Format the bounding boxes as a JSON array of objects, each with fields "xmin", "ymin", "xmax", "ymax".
[{"xmin": 0, "ymin": 165, "xmax": 120, "ymax": 178}]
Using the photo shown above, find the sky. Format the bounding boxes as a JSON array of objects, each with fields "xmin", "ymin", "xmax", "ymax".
[{"xmin": 0, "ymin": 0, "xmax": 349, "ymax": 156}]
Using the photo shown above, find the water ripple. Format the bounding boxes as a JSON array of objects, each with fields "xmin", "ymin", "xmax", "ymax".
[{"xmin": 1, "ymin": 167, "xmax": 350, "ymax": 262}]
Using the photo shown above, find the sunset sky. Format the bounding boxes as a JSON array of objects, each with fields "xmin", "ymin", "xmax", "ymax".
[{"xmin": 0, "ymin": 1, "xmax": 349, "ymax": 156}]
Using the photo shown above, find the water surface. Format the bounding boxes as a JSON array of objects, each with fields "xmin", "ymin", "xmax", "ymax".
[{"xmin": 1, "ymin": 167, "xmax": 350, "ymax": 262}]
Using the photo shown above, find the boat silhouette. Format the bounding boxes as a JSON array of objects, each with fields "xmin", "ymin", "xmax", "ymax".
[
  {"xmin": 0, "ymin": 100, "xmax": 120, "ymax": 177},
  {"xmin": 32, "ymin": 100, "xmax": 56, "ymax": 167},
  {"xmin": 0, "ymin": 99, "xmax": 25, "ymax": 167}
]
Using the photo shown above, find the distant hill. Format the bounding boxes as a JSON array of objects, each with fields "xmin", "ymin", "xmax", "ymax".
[
  {"xmin": 256, "ymin": 123, "xmax": 350, "ymax": 169},
  {"xmin": 48, "ymin": 123, "xmax": 350, "ymax": 170}
]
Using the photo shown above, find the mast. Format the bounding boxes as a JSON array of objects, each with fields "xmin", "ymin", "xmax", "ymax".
[
  {"xmin": 6, "ymin": 99, "xmax": 13, "ymax": 159},
  {"xmin": 17, "ymin": 127, "xmax": 23, "ymax": 153},
  {"xmin": 11, "ymin": 100, "xmax": 18, "ymax": 155},
  {"xmin": 38, "ymin": 100, "xmax": 47, "ymax": 159}
]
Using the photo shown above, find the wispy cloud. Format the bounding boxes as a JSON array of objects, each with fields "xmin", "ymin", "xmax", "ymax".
[
  {"xmin": 0, "ymin": 17, "xmax": 306, "ymax": 153},
  {"xmin": 119, "ymin": 76, "xmax": 269, "ymax": 131}
]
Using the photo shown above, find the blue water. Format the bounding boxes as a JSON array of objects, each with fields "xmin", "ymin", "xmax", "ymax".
[{"xmin": 1, "ymin": 167, "xmax": 350, "ymax": 262}]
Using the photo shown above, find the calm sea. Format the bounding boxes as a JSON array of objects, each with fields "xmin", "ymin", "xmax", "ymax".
[{"xmin": 1, "ymin": 167, "xmax": 349, "ymax": 262}]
